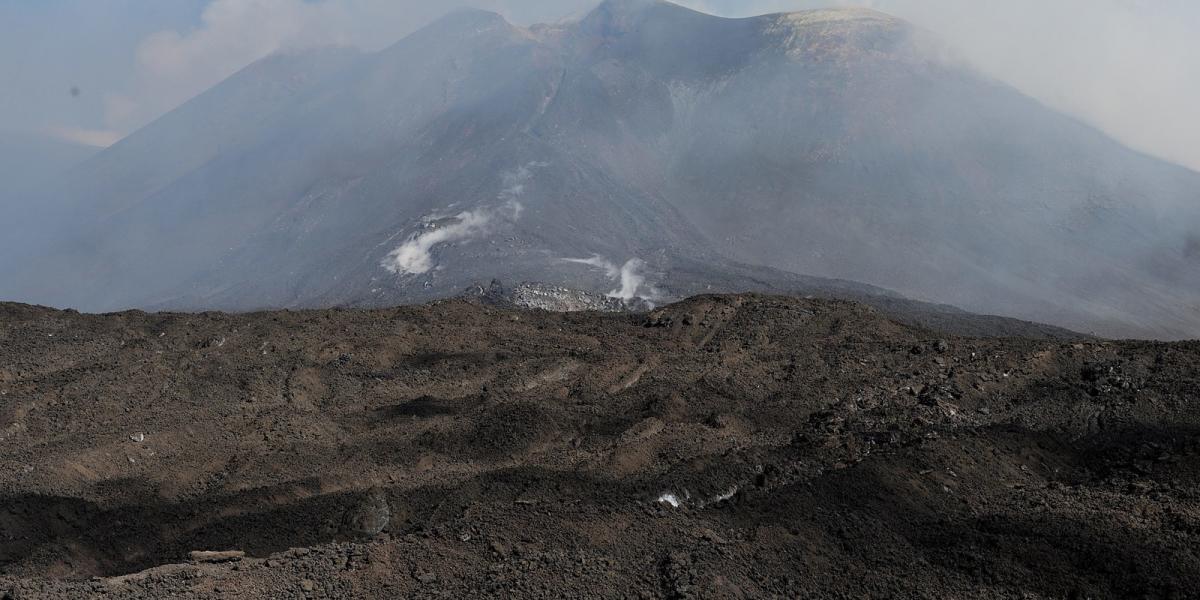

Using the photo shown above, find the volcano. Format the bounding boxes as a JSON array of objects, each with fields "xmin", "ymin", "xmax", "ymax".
[{"xmin": 3, "ymin": 0, "xmax": 1198, "ymax": 338}]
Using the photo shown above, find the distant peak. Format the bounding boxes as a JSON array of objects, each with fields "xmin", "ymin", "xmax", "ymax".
[
  {"xmin": 774, "ymin": 7, "xmax": 901, "ymax": 25},
  {"xmin": 594, "ymin": 0, "xmax": 670, "ymax": 12},
  {"xmin": 580, "ymin": 0, "xmax": 708, "ymax": 36},
  {"xmin": 424, "ymin": 7, "xmax": 509, "ymax": 32},
  {"xmin": 386, "ymin": 7, "xmax": 517, "ymax": 51},
  {"xmin": 584, "ymin": 0, "xmax": 693, "ymax": 22},
  {"xmin": 758, "ymin": 7, "xmax": 914, "ymax": 60}
]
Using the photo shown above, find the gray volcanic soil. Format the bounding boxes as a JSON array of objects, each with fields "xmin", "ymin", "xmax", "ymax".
[{"xmin": 1, "ymin": 294, "xmax": 1198, "ymax": 598}]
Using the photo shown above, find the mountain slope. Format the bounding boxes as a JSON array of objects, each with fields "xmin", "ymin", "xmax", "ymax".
[
  {"xmin": 0, "ymin": 131, "xmax": 97, "ymax": 257},
  {"xmin": 535, "ymin": 1, "xmax": 1200, "ymax": 337},
  {"xmin": 0, "ymin": 131, "xmax": 96, "ymax": 197},
  {"xmin": 2, "ymin": 1, "xmax": 1198, "ymax": 338}
]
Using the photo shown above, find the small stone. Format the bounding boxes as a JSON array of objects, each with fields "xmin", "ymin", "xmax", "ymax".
[
  {"xmin": 129, "ymin": 432, "xmax": 145, "ymax": 443},
  {"xmin": 416, "ymin": 572, "xmax": 438, "ymax": 584},
  {"xmin": 697, "ymin": 528, "xmax": 727, "ymax": 544},
  {"xmin": 342, "ymin": 487, "xmax": 391, "ymax": 537},
  {"xmin": 300, "ymin": 579, "xmax": 315, "ymax": 592}
]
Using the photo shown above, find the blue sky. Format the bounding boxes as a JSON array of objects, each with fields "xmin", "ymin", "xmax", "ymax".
[{"xmin": 2, "ymin": 0, "xmax": 1198, "ymax": 171}]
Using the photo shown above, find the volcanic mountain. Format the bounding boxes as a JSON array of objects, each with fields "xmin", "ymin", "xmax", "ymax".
[{"xmin": 2, "ymin": 0, "xmax": 1198, "ymax": 338}]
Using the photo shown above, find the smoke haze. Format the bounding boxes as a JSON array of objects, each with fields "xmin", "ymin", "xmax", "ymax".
[
  {"xmin": 688, "ymin": 0, "xmax": 1200, "ymax": 172},
  {"xmin": 3, "ymin": 1, "xmax": 1199, "ymax": 172}
]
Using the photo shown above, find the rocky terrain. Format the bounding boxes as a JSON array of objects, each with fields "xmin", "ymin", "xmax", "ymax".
[
  {"xmin": 464, "ymin": 280, "xmax": 656, "ymax": 313},
  {"xmin": 1, "ymin": 293, "xmax": 1198, "ymax": 598},
  {"xmin": 462, "ymin": 279, "xmax": 1087, "ymax": 341}
]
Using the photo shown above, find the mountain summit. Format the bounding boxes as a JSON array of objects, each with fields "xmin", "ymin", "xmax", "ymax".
[{"xmin": 3, "ymin": 1, "xmax": 1198, "ymax": 338}]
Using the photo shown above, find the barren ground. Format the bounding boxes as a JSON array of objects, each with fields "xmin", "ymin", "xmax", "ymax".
[{"xmin": 1, "ymin": 294, "xmax": 1197, "ymax": 598}]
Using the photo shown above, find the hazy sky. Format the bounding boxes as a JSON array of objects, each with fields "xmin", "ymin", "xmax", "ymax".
[{"xmin": 2, "ymin": 0, "xmax": 1198, "ymax": 171}]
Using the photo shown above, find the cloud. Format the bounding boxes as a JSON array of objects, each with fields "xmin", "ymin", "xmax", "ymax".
[
  {"xmin": 102, "ymin": 1, "xmax": 596, "ymax": 135},
  {"xmin": 562, "ymin": 255, "xmax": 653, "ymax": 301},
  {"xmin": 107, "ymin": 0, "xmax": 352, "ymax": 133}
]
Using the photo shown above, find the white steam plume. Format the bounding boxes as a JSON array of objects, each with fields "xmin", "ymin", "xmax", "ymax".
[
  {"xmin": 562, "ymin": 255, "xmax": 621, "ymax": 279},
  {"xmin": 613, "ymin": 258, "xmax": 648, "ymax": 300},
  {"xmin": 382, "ymin": 206, "xmax": 503, "ymax": 275},
  {"xmin": 499, "ymin": 161, "xmax": 548, "ymax": 206},
  {"xmin": 562, "ymin": 255, "xmax": 653, "ymax": 301},
  {"xmin": 382, "ymin": 162, "xmax": 544, "ymax": 275}
]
